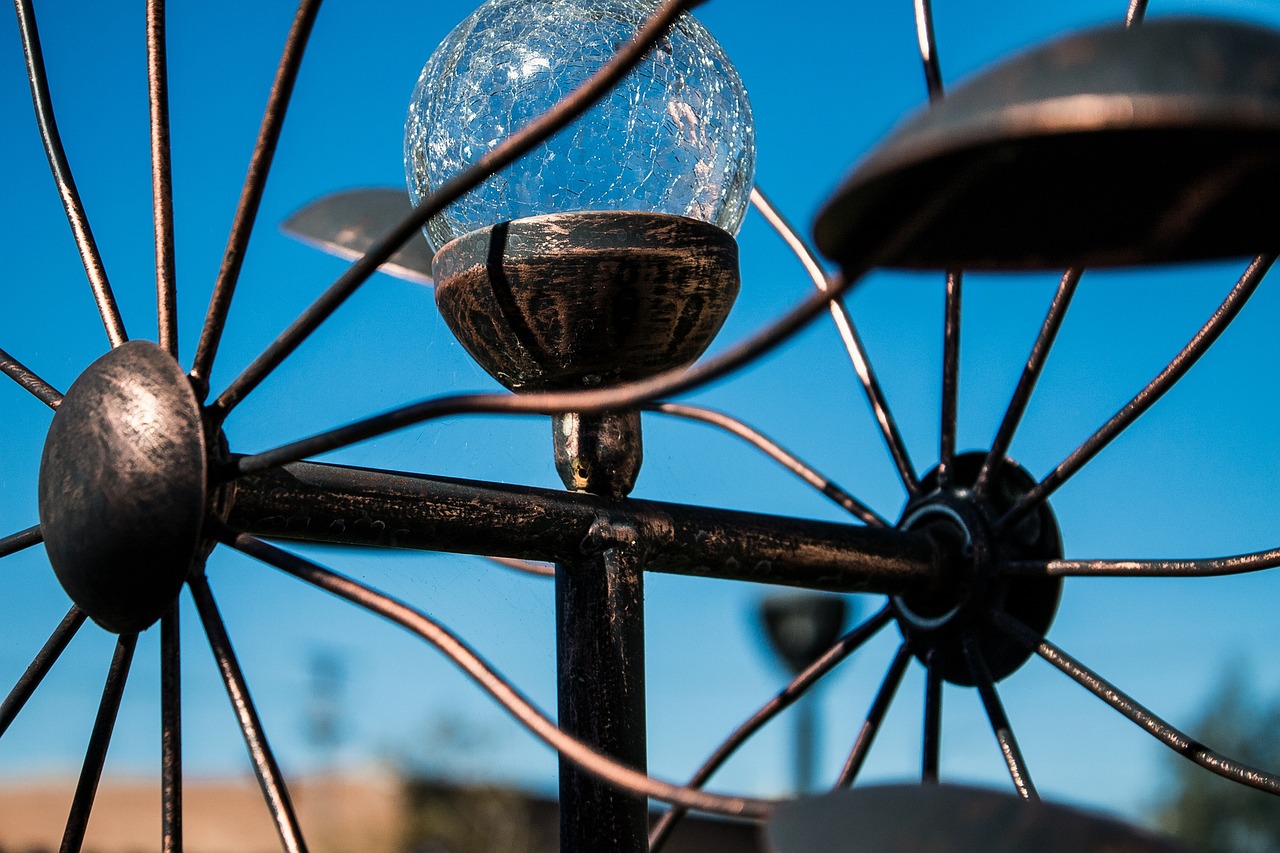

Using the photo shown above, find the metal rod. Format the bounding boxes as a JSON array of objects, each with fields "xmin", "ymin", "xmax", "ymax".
[
  {"xmin": 963, "ymin": 638, "xmax": 1038, "ymax": 801},
  {"xmin": 913, "ymin": 0, "xmax": 945, "ymax": 101},
  {"xmin": 219, "ymin": 528, "xmax": 775, "ymax": 820},
  {"xmin": 225, "ymin": 461, "xmax": 940, "ymax": 596},
  {"xmin": 835, "ymin": 643, "xmax": 912, "ymax": 787},
  {"xmin": 147, "ymin": 0, "xmax": 178, "ymax": 358},
  {"xmin": 922, "ymin": 651, "xmax": 942, "ymax": 783},
  {"xmin": 645, "ymin": 402, "xmax": 887, "ymax": 527},
  {"xmin": 161, "ymin": 605, "xmax": 182, "ymax": 853},
  {"xmin": 486, "ymin": 556, "xmax": 555, "ymax": 578},
  {"xmin": 189, "ymin": 575, "xmax": 309, "ymax": 853},
  {"xmin": 1126, "ymin": 0, "xmax": 1149, "ymax": 28},
  {"xmin": 0, "ymin": 524, "xmax": 43, "ymax": 559},
  {"xmin": 996, "ymin": 254, "xmax": 1274, "ymax": 534},
  {"xmin": 649, "ymin": 607, "xmax": 892, "ymax": 852},
  {"xmin": 938, "ymin": 271, "xmax": 962, "ymax": 487},
  {"xmin": 553, "ymin": 409, "xmax": 647, "ymax": 853},
  {"xmin": 992, "ymin": 610, "xmax": 1280, "ymax": 795},
  {"xmin": 189, "ymin": 0, "xmax": 323, "ymax": 395},
  {"xmin": 61, "ymin": 633, "xmax": 138, "ymax": 853},
  {"xmin": 209, "ymin": 0, "xmax": 696, "ymax": 418},
  {"xmin": 1001, "ymin": 547, "xmax": 1280, "ymax": 577},
  {"xmin": 973, "ymin": 269, "xmax": 1080, "ymax": 498},
  {"xmin": 0, "ymin": 606, "xmax": 86, "ymax": 738},
  {"xmin": 1, "ymin": 345, "xmax": 63, "ymax": 409},
  {"xmin": 749, "ymin": 186, "xmax": 919, "ymax": 497},
  {"xmin": 13, "ymin": 0, "xmax": 127, "ymax": 349}
]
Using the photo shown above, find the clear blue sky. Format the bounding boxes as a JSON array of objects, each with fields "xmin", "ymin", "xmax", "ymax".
[{"xmin": 2, "ymin": 0, "xmax": 1280, "ymax": 830}]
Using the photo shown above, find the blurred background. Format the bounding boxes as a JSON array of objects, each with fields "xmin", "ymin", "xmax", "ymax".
[{"xmin": 3, "ymin": 0, "xmax": 1280, "ymax": 849}]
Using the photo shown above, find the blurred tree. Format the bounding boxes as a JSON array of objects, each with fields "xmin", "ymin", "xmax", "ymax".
[{"xmin": 1152, "ymin": 668, "xmax": 1280, "ymax": 852}]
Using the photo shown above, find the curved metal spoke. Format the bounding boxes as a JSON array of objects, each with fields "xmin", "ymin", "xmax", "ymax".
[
  {"xmin": 648, "ymin": 606, "xmax": 893, "ymax": 852},
  {"xmin": 1, "ymin": 346, "xmax": 63, "ymax": 409},
  {"xmin": 486, "ymin": 556, "xmax": 556, "ymax": 578},
  {"xmin": 189, "ymin": 0, "xmax": 323, "ymax": 394},
  {"xmin": 913, "ymin": 0, "xmax": 944, "ymax": 102},
  {"xmin": 973, "ymin": 269, "xmax": 1080, "ymax": 498},
  {"xmin": 13, "ymin": 0, "xmax": 127, "ymax": 348},
  {"xmin": 210, "ymin": 0, "xmax": 693, "ymax": 419},
  {"xmin": 922, "ymin": 650, "xmax": 942, "ymax": 783},
  {"xmin": 938, "ymin": 271, "xmax": 962, "ymax": 488},
  {"xmin": 835, "ymin": 642, "xmax": 912, "ymax": 787},
  {"xmin": 645, "ymin": 402, "xmax": 888, "ymax": 527},
  {"xmin": 992, "ymin": 610, "xmax": 1280, "ymax": 796},
  {"xmin": 0, "ymin": 606, "xmax": 85, "ymax": 738},
  {"xmin": 148, "ymin": 0, "xmax": 178, "ymax": 358},
  {"xmin": 1001, "ymin": 546, "xmax": 1280, "ymax": 577},
  {"xmin": 0, "ymin": 524, "xmax": 43, "ymax": 559},
  {"xmin": 189, "ymin": 575, "xmax": 309, "ymax": 853},
  {"xmin": 161, "ymin": 605, "xmax": 182, "ymax": 853},
  {"xmin": 61, "ymin": 633, "xmax": 138, "ymax": 853},
  {"xmin": 218, "ymin": 528, "xmax": 774, "ymax": 820},
  {"xmin": 749, "ymin": 186, "xmax": 919, "ymax": 497},
  {"xmin": 996, "ymin": 254, "xmax": 1275, "ymax": 534},
  {"xmin": 963, "ymin": 638, "xmax": 1037, "ymax": 801}
]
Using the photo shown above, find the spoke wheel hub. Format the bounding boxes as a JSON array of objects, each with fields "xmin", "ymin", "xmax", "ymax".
[
  {"xmin": 893, "ymin": 452, "xmax": 1063, "ymax": 685},
  {"xmin": 37, "ymin": 340, "xmax": 211, "ymax": 633}
]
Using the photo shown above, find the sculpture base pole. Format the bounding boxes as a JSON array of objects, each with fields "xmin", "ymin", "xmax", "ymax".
[{"xmin": 554, "ymin": 410, "xmax": 647, "ymax": 853}]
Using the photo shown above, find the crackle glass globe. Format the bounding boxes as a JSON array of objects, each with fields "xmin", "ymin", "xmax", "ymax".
[{"xmin": 405, "ymin": 0, "xmax": 755, "ymax": 252}]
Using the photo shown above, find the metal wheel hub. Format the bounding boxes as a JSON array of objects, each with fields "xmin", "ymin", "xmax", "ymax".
[
  {"xmin": 893, "ymin": 452, "xmax": 1063, "ymax": 685},
  {"xmin": 36, "ymin": 340, "xmax": 210, "ymax": 633}
]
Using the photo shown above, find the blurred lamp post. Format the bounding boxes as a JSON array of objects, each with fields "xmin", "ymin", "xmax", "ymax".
[{"xmin": 761, "ymin": 593, "xmax": 851, "ymax": 793}]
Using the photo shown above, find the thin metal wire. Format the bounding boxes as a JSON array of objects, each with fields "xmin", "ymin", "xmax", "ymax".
[
  {"xmin": 189, "ymin": 575, "xmax": 309, "ymax": 853},
  {"xmin": 161, "ymin": 605, "xmax": 182, "ymax": 853},
  {"xmin": 189, "ymin": 0, "xmax": 323, "ymax": 395},
  {"xmin": 922, "ymin": 651, "xmax": 942, "ymax": 783},
  {"xmin": 210, "ymin": 0, "xmax": 694, "ymax": 419},
  {"xmin": 996, "ymin": 254, "xmax": 1275, "ymax": 534},
  {"xmin": 1, "ymin": 345, "xmax": 63, "ymax": 409},
  {"xmin": 749, "ymin": 186, "xmax": 919, "ymax": 497},
  {"xmin": 835, "ymin": 642, "xmax": 912, "ymax": 787},
  {"xmin": 963, "ymin": 638, "xmax": 1038, "ymax": 801},
  {"xmin": 0, "ymin": 606, "xmax": 85, "ymax": 738},
  {"xmin": 913, "ymin": 0, "xmax": 945, "ymax": 101},
  {"xmin": 1126, "ymin": 0, "xmax": 1150, "ymax": 27},
  {"xmin": 644, "ymin": 402, "xmax": 888, "ymax": 527},
  {"xmin": 219, "ymin": 528, "xmax": 775, "ymax": 820},
  {"xmin": 992, "ymin": 610, "xmax": 1280, "ymax": 795},
  {"xmin": 486, "ymin": 556, "xmax": 556, "ymax": 578},
  {"xmin": 13, "ymin": 0, "xmax": 127, "ymax": 349},
  {"xmin": 1001, "ymin": 547, "xmax": 1280, "ymax": 577},
  {"xmin": 0, "ymin": 524, "xmax": 43, "ymax": 559},
  {"xmin": 973, "ymin": 269, "xmax": 1080, "ymax": 498},
  {"xmin": 61, "ymin": 633, "xmax": 138, "ymax": 853},
  {"xmin": 148, "ymin": 0, "xmax": 178, "ymax": 358},
  {"xmin": 938, "ymin": 271, "xmax": 962, "ymax": 488},
  {"xmin": 648, "ymin": 606, "xmax": 893, "ymax": 852}
]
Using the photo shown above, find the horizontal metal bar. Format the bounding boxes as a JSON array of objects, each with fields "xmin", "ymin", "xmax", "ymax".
[{"xmin": 226, "ymin": 461, "xmax": 938, "ymax": 596}]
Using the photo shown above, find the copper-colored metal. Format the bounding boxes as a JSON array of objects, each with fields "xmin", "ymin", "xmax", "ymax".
[{"xmin": 433, "ymin": 211, "xmax": 739, "ymax": 392}]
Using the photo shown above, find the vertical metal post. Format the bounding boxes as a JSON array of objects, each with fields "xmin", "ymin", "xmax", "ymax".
[{"xmin": 553, "ymin": 410, "xmax": 647, "ymax": 853}]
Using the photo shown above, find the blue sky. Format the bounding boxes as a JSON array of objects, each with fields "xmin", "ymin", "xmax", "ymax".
[{"xmin": 3, "ymin": 0, "xmax": 1280, "ymax": 832}]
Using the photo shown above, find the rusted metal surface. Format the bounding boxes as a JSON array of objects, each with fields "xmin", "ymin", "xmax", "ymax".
[
  {"xmin": 226, "ymin": 460, "xmax": 940, "ymax": 596},
  {"xmin": 432, "ymin": 211, "xmax": 739, "ymax": 391}
]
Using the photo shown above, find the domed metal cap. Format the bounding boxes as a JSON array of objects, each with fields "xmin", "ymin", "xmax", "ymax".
[
  {"xmin": 38, "ymin": 341, "xmax": 207, "ymax": 633},
  {"xmin": 815, "ymin": 18, "xmax": 1280, "ymax": 272}
]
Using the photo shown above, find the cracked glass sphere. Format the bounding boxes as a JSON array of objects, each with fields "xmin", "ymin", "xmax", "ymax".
[{"xmin": 405, "ymin": 0, "xmax": 755, "ymax": 252}]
